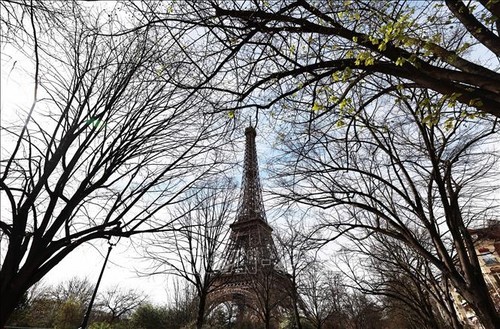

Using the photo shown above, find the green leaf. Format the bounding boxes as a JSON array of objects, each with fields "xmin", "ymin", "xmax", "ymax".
[
  {"xmin": 444, "ymin": 118, "xmax": 454, "ymax": 131},
  {"xmin": 431, "ymin": 34, "xmax": 442, "ymax": 43},
  {"xmin": 403, "ymin": 38, "xmax": 416, "ymax": 47},
  {"xmin": 420, "ymin": 98, "xmax": 431, "ymax": 108},
  {"xmin": 365, "ymin": 56, "xmax": 375, "ymax": 66},
  {"xmin": 312, "ymin": 102, "xmax": 324, "ymax": 112},
  {"xmin": 329, "ymin": 95, "xmax": 339, "ymax": 103},
  {"xmin": 339, "ymin": 98, "xmax": 352, "ymax": 110},
  {"xmin": 342, "ymin": 67, "xmax": 352, "ymax": 81},
  {"xmin": 331, "ymin": 71, "xmax": 341, "ymax": 82},
  {"xmin": 86, "ymin": 118, "xmax": 104, "ymax": 128},
  {"xmin": 468, "ymin": 98, "xmax": 484, "ymax": 107},
  {"xmin": 369, "ymin": 36, "xmax": 379, "ymax": 45}
]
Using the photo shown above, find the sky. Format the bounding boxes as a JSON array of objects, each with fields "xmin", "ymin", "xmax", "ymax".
[
  {"xmin": 0, "ymin": 41, "xmax": 276, "ymax": 304},
  {"xmin": 0, "ymin": 33, "xmax": 175, "ymax": 304},
  {"xmin": 45, "ymin": 238, "xmax": 171, "ymax": 304}
]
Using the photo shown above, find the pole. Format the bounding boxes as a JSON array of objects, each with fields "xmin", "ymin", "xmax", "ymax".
[{"xmin": 79, "ymin": 241, "xmax": 114, "ymax": 329}]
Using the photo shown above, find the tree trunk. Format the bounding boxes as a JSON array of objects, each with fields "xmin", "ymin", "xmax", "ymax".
[
  {"xmin": 291, "ymin": 287, "xmax": 303, "ymax": 329},
  {"xmin": 265, "ymin": 310, "xmax": 271, "ymax": 329},
  {"xmin": 0, "ymin": 282, "xmax": 24, "ymax": 328},
  {"xmin": 468, "ymin": 293, "xmax": 500, "ymax": 329},
  {"xmin": 445, "ymin": 296, "xmax": 464, "ymax": 329},
  {"xmin": 196, "ymin": 293, "xmax": 207, "ymax": 329},
  {"xmin": 461, "ymin": 279, "xmax": 500, "ymax": 329},
  {"xmin": 450, "ymin": 315, "xmax": 464, "ymax": 329},
  {"xmin": 293, "ymin": 302, "xmax": 303, "ymax": 329},
  {"xmin": 0, "ymin": 295, "xmax": 17, "ymax": 328}
]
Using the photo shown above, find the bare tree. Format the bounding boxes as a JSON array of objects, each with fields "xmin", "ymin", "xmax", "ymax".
[
  {"xmin": 143, "ymin": 179, "xmax": 236, "ymax": 329},
  {"xmin": 243, "ymin": 266, "xmax": 290, "ymax": 329},
  {"xmin": 0, "ymin": 1, "xmax": 229, "ymax": 325},
  {"xmin": 275, "ymin": 217, "xmax": 319, "ymax": 329},
  {"xmin": 127, "ymin": 1, "xmax": 500, "ymax": 118},
  {"xmin": 50, "ymin": 277, "xmax": 94, "ymax": 306},
  {"xmin": 343, "ymin": 292, "xmax": 383, "ymax": 329},
  {"xmin": 0, "ymin": 1, "xmax": 67, "ymax": 46},
  {"xmin": 97, "ymin": 285, "xmax": 146, "ymax": 324},
  {"xmin": 298, "ymin": 262, "xmax": 345, "ymax": 329},
  {"xmin": 271, "ymin": 88, "xmax": 500, "ymax": 327},
  {"xmin": 338, "ymin": 235, "xmax": 462, "ymax": 329}
]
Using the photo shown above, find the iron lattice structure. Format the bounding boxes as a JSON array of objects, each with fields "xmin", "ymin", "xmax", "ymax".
[
  {"xmin": 209, "ymin": 127, "xmax": 291, "ymax": 325},
  {"xmin": 223, "ymin": 127, "xmax": 280, "ymax": 272},
  {"xmin": 236, "ymin": 126, "xmax": 267, "ymax": 223}
]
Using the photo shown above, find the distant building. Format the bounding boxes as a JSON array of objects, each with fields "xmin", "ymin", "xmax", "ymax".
[
  {"xmin": 470, "ymin": 222, "xmax": 500, "ymax": 308},
  {"xmin": 451, "ymin": 222, "xmax": 500, "ymax": 328}
]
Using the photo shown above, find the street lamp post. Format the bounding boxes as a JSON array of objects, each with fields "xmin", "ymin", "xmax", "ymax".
[{"xmin": 79, "ymin": 240, "xmax": 115, "ymax": 329}]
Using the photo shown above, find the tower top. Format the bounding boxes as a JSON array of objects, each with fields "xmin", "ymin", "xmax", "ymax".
[
  {"xmin": 235, "ymin": 126, "xmax": 267, "ymax": 223},
  {"xmin": 245, "ymin": 126, "xmax": 256, "ymax": 137}
]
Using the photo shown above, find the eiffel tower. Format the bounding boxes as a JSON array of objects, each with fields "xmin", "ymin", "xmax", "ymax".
[{"xmin": 209, "ymin": 126, "xmax": 290, "ymax": 326}]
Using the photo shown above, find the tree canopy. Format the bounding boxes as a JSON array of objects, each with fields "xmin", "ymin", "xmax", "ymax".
[{"xmin": 130, "ymin": 0, "xmax": 499, "ymax": 119}]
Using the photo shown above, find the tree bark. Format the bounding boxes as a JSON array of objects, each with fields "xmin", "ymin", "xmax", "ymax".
[
  {"xmin": 449, "ymin": 264, "xmax": 500, "ymax": 329},
  {"xmin": 196, "ymin": 292, "xmax": 207, "ymax": 329},
  {"xmin": 461, "ymin": 281, "xmax": 500, "ymax": 329},
  {"xmin": 292, "ymin": 297, "xmax": 303, "ymax": 329},
  {"xmin": 0, "ymin": 285, "xmax": 23, "ymax": 328}
]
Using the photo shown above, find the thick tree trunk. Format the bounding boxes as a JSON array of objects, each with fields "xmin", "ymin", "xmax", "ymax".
[
  {"xmin": 468, "ymin": 292, "xmax": 500, "ymax": 329},
  {"xmin": 196, "ymin": 293, "xmax": 207, "ymax": 329},
  {"xmin": 264, "ymin": 303, "xmax": 271, "ymax": 329},
  {"xmin": 460, "ymin": 279, "xmax": 500, "ymax": 329},
  {"xmin": 0, "ymin": 282, "xmax": 24, "ymax": 328},
  {"xmin": 265, "ymin": 310, "xmax": 271, "ymax": 329},
  {"xmin": 0, "ymin": 296, "xmax": 18, "ymax": 328},
  {"xmin": 0, "ymin": 228, "xmax": 25, "ymax": 327}
]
